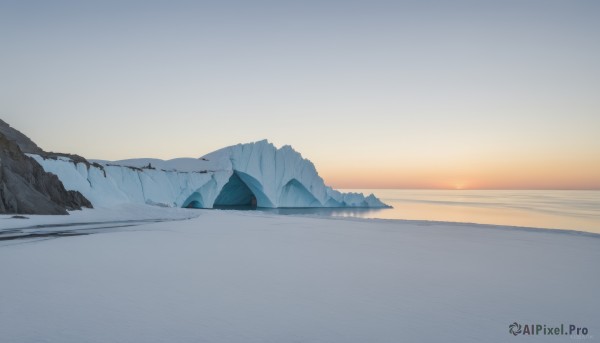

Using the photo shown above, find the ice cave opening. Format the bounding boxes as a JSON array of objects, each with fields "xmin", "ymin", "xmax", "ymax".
[
  {"xmin": 182, "ymin": 192, "xmax": 205, "ymax": 209},
  {"xmin": 213, "ymin": 172, "xmax": 259, "ymax": 209},
  {"xmin": 185, "ymin": 201, "xmax": 202, "ymax": 208}
]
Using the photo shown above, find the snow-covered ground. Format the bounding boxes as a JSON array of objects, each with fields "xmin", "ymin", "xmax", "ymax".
[{"xmin": 0, "ymin": 209, "xmax": 598, "ymax": 342}]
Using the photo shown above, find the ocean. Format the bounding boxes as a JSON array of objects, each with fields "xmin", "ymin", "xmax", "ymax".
[{"xmin": 265, "ymin": 189, "xmax": 600, "ymax": 234}]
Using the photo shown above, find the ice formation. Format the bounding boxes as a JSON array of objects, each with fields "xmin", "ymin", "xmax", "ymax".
[{"xmin": 29, "ymin": 140, "xmax": 389, "ymax": 209}]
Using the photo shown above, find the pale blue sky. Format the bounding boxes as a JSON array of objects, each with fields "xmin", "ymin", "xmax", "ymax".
[{"xmin": 1, "ymin": 0, "xmax": 599, "ymax": 188}]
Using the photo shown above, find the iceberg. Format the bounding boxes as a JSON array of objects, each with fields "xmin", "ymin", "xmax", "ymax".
[{"xmin": 29, "ymin": 140, "xmax": 389, "ymax": 209}]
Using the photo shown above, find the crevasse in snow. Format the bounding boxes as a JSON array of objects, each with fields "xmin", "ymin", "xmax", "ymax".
[{"xmin": 29, "ymin": 140, "xmax": 389, "ymax": 209}]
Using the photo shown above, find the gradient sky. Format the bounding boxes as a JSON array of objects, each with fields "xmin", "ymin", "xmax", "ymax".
[{"xmin": 1, "ymin": 0, "xmax": 599, "ymax": 189}]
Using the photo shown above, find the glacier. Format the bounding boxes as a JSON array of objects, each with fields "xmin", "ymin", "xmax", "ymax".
[{"xmin": 29, "ymin": 140, "xmax": 389, "ymax": 209}]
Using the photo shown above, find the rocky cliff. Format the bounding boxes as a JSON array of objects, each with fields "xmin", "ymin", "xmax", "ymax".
[{"xmin": 0, "ymin": 120, "xmax": 92, "ymax": 215}]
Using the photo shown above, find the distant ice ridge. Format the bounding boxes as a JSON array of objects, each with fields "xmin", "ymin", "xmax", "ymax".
[{"xmin": 29, "ymin": 140, "xmax": 389, "ymax": 209}]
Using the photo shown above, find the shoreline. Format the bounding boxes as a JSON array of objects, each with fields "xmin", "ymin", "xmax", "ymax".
[{"xmin": 1, "ymin": 205, "xmax": 598, "ymax": 241}]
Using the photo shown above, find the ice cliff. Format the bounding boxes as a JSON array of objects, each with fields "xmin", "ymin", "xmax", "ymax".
[{"xmin": 29, "ymin": 140, "xmax": 389, "ymax": 209}]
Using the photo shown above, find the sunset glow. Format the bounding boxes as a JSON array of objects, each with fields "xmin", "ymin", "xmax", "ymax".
[{"xmin": 318, "ymin": 154, "xmax": 600, "ymax": 190}]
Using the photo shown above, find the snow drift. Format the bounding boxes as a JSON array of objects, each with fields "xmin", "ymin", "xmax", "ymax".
[{"xmin": 29, "ymin": 140, "xmax": 388, "ymax": 209}]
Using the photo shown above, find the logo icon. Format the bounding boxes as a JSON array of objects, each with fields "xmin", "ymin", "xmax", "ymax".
[{"xmin": 509, "ymin": 322, "xmax": 522, "ymax": 336}]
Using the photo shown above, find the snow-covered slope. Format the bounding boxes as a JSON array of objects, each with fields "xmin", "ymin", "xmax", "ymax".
[{"xmin": 30, "ymin": 140, "xmax": 389, "ymax": 209}]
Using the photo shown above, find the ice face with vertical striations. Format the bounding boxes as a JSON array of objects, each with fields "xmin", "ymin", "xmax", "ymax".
[{"xmin": 29, "ymin": 140, "xmax": 390, "ymax": 209}]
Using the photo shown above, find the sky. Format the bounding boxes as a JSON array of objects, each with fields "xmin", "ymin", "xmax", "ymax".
[{"xmin": 1, "ymin": 0, "xmax": 599, "ymax": 189}]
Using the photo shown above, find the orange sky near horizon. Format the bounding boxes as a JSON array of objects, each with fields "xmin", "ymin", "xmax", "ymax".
[
  {"xmin": 317, "ymin": 155, "xmax": 600, "ymax": 190},
  {"xmin": 15, "ymin": 122, "xmax": 599, "ymax": 191},
  {"xmin": 322, "ymin": 169, "xmax": 600, "ymax": 190}
]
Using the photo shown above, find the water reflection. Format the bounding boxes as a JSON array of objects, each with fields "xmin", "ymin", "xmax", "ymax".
[
  {"xmin": 208, "ymin": 190, "xmax": 600, "ymax": 233},
  {"xmin": 343, "ymin": 189, "xmax": 600, "ymax": 233},
  {"xmin": 256, "ymin": 207, "xmax": 387, "ymax": 218}
]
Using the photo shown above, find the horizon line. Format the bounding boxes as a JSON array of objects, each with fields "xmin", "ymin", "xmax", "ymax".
[{"xmin": 337, "ymin": 187, "xmax": 600, "ymax": 191}]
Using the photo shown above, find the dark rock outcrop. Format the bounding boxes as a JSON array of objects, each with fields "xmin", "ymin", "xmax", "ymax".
[
  {"xmin": 0, "ymin": 119, "xmax": 93, "ymax": 166},
  {"xmin": 0, "ymin": 121, "xmax": 92, "ymax": 215},
  {"xmin": 0, "ymin": 119, "xmax": 44, "ymax": 154}
]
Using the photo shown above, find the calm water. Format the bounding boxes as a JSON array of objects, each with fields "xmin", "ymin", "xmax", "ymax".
[{"xmin": 263, "ymin": 190, "xmax": 600, "ymax": 234}]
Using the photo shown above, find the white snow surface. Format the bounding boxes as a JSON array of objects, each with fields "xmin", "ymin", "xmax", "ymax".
[
  {"xmin": 0, "ymin": 209, "xmax": 598, "ymax": 342},
  {"xmin": 29, "ymin": 140, "xmax": 387, "ymax": 209}
]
